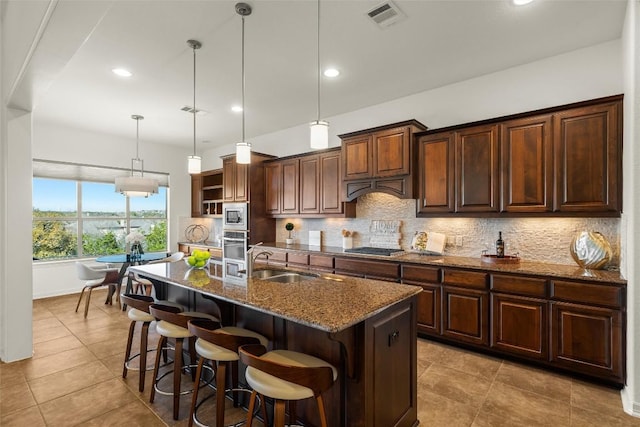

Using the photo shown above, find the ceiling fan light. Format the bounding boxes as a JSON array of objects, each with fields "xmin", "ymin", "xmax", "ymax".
[
  {"xmin": 236, "ymin": 142, "xmax": 252, "ymax": 164},
  {"xmin": 188, "ymin": 155, "xmax": 202, "ymax": 174},
  {"xmin": 310, "ymin": 120, "xmax": 329, "ymax": 149}
]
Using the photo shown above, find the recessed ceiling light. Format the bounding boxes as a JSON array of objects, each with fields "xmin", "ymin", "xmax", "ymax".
[
  {"xmin": 112, "ymin": 68, "xmax": 132, "ymax": 77},
  {"xmin": 323, "ymin": 68, "xmax": 340, "ymax": 78},
  {"xmin": 231, "ymin": 105, "xmax": 243, "ymax": 113},
  {"xmin": 512, "ymin": 0, "xmax": 533, "ymax": 5}
]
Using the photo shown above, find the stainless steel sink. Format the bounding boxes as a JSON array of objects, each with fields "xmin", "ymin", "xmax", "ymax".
[{"xmin": 251, "ymin": 269, "xmax": 318, "ymax": 283}]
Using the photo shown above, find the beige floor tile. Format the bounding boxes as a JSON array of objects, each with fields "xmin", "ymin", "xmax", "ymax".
[
  {"xmin": 29, "ymin": 360, "xmax": 115, "ymax": 404},
  {"xmin": 571, "ymin": 405, "xmax": 640, "ymax": 426},
  {"xmin": 571, "ymin": 380, "xmax": 628, "ymax": 421},
  {"xmin": 0, "ymin": 380, "xmax": 37, "ymax": 416},
  {"xmin": 419, "ymin": 363, "xmax": 492, "ymax": 409},
  {"xmin": 82, "ymin": 400, "xmax": 166, "ymax": 427},
  {"xmin": 0, "ymin": 405, "xmax": 47, "ymax": 427},
  {"xmin": 20, "ymin": 347, "xmax": 98, "ymax": 380},
  {"xmin": 473, "ymin": 381, "xmax": 571, "ymax": 427},
  {"xmin": 32, "ymin": 334, "xmax": 84, "ymax": 359},
  {"xmin": 73, "ymin": 324, "xmax": 131, "ymax": 346},
  {"xmin": 417, "ymin": 389, "xmax": 479, "ymax": 427},
  {"xmin": 494, "ymin": 360, "xmax": 572, "ymax": 404},
  {"xmin": 32, "ymin": 323, "xmax": 72, "ymax": 344},
  {"xmin": 86, "ymin": 334, "xmax": 130, "ymax": 359},
  {"xmin": 38, "ymin": 378, "xmax": 135, "ymax": 427},
  {"xmin": 0, "ymin": 360, "xmax": 27, "ymax": 387},
  {"xmin": 427, "ymin": 341, "xmax": 503, "ymax": 381}
]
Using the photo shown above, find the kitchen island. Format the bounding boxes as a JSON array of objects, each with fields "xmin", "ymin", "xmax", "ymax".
[{"xmin": 129, "ymin": 261, "xmax": 422, "ymax": 427}]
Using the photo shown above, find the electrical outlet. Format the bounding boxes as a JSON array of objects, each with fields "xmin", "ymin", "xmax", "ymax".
[
  {"xmin": 446, "ymin": 236, "xmax": 455, "ymax": 247},
  {"xmin": 455, "ymin": 236, "xmax": 463, "ymax": 247}
]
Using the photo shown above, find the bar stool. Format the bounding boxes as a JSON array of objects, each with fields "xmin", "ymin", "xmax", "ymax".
[
  {"xmin": 187, "ymin": 318, "xmax": 269, "ymax": 427},
  {"xmin": 120, "ymin": 294, "xmax": 183, "ymax": 392},
  {"xmin": 238, "ymin": 344, "xmax": 337, "ymax": 427},
  {"xmin": 149, "ymin": 303, "xmax": 217, "ymax": 420}
]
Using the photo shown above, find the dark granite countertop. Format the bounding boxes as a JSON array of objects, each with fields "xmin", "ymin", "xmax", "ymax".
[{"xmin": 262, "ymin": 242, "xmax": 626, "ymax": 285}]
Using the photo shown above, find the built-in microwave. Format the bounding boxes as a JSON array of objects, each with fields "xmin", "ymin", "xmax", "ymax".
[{"xmin": 223, "ymin": 202, "xmax": 249, "ymax": 230}]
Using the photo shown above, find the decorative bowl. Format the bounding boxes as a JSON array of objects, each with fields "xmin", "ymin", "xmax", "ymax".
[
  {"xmin": 184, "ymin": 257, "xmax": 210, "ymax": 270},
  {"xmin": 569, "ymin": 231, "xmax": 612, "ymax": 270}
]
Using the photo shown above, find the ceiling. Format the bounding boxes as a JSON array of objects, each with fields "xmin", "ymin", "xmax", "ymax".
[{"xmin": 31, "ymin": 0, "xmax": 627, "ymax": 150}]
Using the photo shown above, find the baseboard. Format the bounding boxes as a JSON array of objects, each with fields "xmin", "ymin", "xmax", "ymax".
[{"xmin": 621, "ymin": 388, "xmax": 640, "ymax": 418}]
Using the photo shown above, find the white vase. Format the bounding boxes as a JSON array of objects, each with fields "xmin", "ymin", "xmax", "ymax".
[
  {"xmin": 342, "ymin": 236, "xmax": 353, "ymax": 250},
  {"xmin": 285, "ymin": 238, "xmax": 294, "ymax": 245}
]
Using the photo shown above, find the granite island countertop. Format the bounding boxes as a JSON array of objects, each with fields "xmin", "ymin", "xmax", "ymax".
[
  {"xmin": 129, "ymin": 261, "xmax": 421, "ymax": 333},
  {"xmin": 262, "ymin": 242, "xmax": 626, "ymax": 285}
]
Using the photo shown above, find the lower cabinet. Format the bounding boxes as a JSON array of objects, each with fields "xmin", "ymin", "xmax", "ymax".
[
  {"xmin": 442, "ymin": 286, "xmax": 489, "ymax": 346},
  {"xmin": 550, "ymin": 302, "xmax": 623, "ymax": 382}
]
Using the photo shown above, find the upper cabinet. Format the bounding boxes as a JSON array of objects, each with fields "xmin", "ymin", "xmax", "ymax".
[
  {"xmin": 264, "ymin": 148, "xmax": 356, "ymax": 218},
  {"xmin": 417, "ymin": 95, "xmax": 622, "ymax": 217},
  {"xmin": 222, "ymin": 152, "xmax": 275, "ymax": 203},
  {"xmin": 339, "ymin": 120, "xmax": 427, "ymax": 200},
  {"xmin": 190, "ymin": 169, "xmax": 223, "ymax": 217}
]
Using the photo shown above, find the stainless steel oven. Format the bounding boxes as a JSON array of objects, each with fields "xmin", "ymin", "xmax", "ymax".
[
  {"xmin": 222, "ymin": 230, "xmax": 248, "ymax": 281},
  {"xmin": 222, "ymin": 202, "xmax": 249, "ymax": 230}
]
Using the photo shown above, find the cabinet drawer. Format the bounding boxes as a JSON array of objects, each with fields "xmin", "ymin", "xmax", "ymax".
[
  {"xmin": 550, "ymin": 280, "xmax": 624, "ymax": 309},
  {"xmin": 491, "ymin": 274, "xmax": 547, "ymax": 298},
  {"xmin": 442, "ymin": 269, "xmax": 488, "ymax": 289},
  {"xmin": 402, "ymin": 265, "xmax": 441, "ymax": 283},
  {"xmin": 268, "ymin": 250, "xmax": 287, "ymax": 263},
  {"xmin": 309, "ymin": 254, "xmax": 334, "ymax": 269},
  {"xmin": 334, "ymin": 257, "xmax": 400, "ymax": 279},
  {"xmin": 287, "ymin": 252, "xmax": 309, "ymax": 266}
]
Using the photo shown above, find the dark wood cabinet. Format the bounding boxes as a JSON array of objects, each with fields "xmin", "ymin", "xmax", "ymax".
[
  {"xmin": 191, "ymin": 174, "xmax": 202, "ymax": 217},
  {"xmin": 442, "ymin": 286, "xmax": 489, "ymax": 346},
  {"xmin": 554, "ymin": 100, "xmax": 621, "ymax": 213},
  {"xmin": 191, "ymin": 169, "xmax": 223, "ymax": 217},
  {"xmin": 334, "ymin": 257, "xmax": 400, "ymax": 282},
  {"xmin": 416, "ymin": 95, "xmax": 622, "ymax": 217},
  {"xmin": 501, "ymin": 115, "xmax": 553, "ymax": 213},
  {"xmin": 264, "ymin": 148, "xmax": 355, "ymax": 218},
  {"xmin": 401, "ymin": 265, "xmax": 442, "ymax": 335},
  {"xmin": 455, "ymin": 124, "xmax": 500, "ymax": 213},
  {"xmin": 339, "ymin": 120, "xmax": 427, "ymax": 200},
  {"xmin": 308, "ymin": 254, "xmax": 334, "ymax": 272},
  {"xmin": 223, "ymin": 153, "xmax": 274, "ymax": 204}
]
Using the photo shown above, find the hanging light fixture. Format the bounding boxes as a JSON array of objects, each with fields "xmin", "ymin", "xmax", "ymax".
[
  {"xmin": 235, "ymin": 2, "xmax": 252, "ymax": 164},
  {"xmin": 187, "ymin": 39, "xmax": 202, "ymax": 174},
  {"xmin": 115, "ymin": 115, "xmax": 159, "ymax": 197},
  {"xmin": 310, "ymin": 0, "xmax": 329, "ymax": 149}
]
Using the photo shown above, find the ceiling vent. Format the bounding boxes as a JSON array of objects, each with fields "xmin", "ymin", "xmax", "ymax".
[
  {"xmin": 181, "ymin": 105, "xmax": 208, "ymax": 115},
  {"xmin": 366, "ymin": 1, "xmax": 406, "ymax": 28}
]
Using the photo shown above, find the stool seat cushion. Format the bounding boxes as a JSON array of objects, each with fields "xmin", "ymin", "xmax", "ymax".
[
  {"xmin": 156, "ymin": 320, "xmax": 191, "ymax": 339},
  {"xmin": 128, "ymin": 308, "xmax": 155, "ymax": 323},
  {"xmin": 245, "ymin": 350, "xmax": 337, "ymax": 401},
  {"xmin": 195, "ymin": 327, "xmax": 269, "ymax": 362}
]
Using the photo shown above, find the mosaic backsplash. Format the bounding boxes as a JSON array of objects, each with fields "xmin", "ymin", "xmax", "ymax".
[{"xmin": 275, "ymin": 193, "xmax": 620, "ymax": 267}]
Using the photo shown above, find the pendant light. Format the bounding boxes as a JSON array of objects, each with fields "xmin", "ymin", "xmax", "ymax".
[
  {"xmin": 235, "ymin": 2, "xmax": 252, "ymax": 164},
  {"xmin": 115, "ymin": 115, "xmax": 159, "ymax": 197},
  {"xmin": 310, "ymin": 0, "xmax": 329, "ymax": 149},
  {"xmin": 187, "ymin": 39, "xmax": 202, "ymax": 174}
]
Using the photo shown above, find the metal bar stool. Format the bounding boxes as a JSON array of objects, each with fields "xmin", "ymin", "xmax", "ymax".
[
  {"xmin": 149, "ymin": 303, "xmax": 217, "ymax": 420},
  {"xmin": 238, "ymin": 344, "xmax": 337, "ymax": 427},
  {"xmin": 187, "ymin": 318, "xmax": 269, "ymax": 427}
]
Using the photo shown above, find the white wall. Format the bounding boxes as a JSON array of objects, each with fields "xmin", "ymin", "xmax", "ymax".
[{"xmin": 31, "ymin": 121, "xmax": 193, "ymax": 299}]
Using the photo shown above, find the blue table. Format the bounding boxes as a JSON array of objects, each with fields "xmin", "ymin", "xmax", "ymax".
[{"xmin": 96, "ymin": 252, "xmax": 169, "ymax": 308}]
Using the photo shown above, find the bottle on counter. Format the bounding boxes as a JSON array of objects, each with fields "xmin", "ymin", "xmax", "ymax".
[{"xmin": 496, "ymin": 232, "xmax": 505, "ymax": 258}]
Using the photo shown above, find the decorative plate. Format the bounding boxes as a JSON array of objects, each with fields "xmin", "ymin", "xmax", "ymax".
[{"xmin": 185, "ymin": 224, "xmax": 208, "ymax": 243}]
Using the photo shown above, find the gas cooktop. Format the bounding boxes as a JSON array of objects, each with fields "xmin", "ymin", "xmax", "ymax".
[{"xmin": 344, "ymin": 247, "xmax": 405, "ymax": 257}]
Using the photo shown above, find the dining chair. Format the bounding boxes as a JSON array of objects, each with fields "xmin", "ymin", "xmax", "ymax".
[
  {"xmin": 131, "ymin": 251, "xmax": 185, "ymax": 295},
  {"xmin": 75, "ymin": 262, "xmax": 121, "ymax": 318}
]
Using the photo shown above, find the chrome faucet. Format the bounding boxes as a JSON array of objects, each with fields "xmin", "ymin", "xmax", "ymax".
[{"xmin": 246, "ymin": 243, "xmax": 272, "ymax": 277}]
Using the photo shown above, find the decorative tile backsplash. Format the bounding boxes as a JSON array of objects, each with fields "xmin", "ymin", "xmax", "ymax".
[{"xmin": 276, "ymin": 193, "xmax": 620, "ymax": 267}]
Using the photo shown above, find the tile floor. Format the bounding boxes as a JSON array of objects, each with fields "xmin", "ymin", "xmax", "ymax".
[{"xmin": 1, "ymin": 289, "xmax": 640, "ymax": 426}]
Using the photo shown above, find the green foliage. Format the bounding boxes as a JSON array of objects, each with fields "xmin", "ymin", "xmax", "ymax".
[
  {"xmin": 285, "ymin": 222, "xmax": 294, "ymax": 231},
  {"xmin": 145, "ymin": 222, "xmax": 167, "ymax": 252},
  {"xmin": 82, "ymin": 231, "xmax": 121, "ymax": 256},
  {"xmin": 32, "ymin": 220, "xmax": 77, "ymax": 259}
]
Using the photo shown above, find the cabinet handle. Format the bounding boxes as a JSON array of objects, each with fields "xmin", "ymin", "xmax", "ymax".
[{"xmin": 388, "ymin": 330, "xmax": 400, "ymax": 346}]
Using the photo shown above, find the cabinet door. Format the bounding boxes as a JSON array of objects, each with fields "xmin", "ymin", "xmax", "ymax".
[
  {"xmin": 281, "ymin": 158, "xmax": 299, "ymax": 214},
  {"xmin": 372, "ymin": 126, "xmax": 411, "ymax": 178},
  {"xmin": 299, "ymin": 155, "xmax": 320, "ymax": 214},
  {"xmin": 415, "ymin": 282, "xmax": 441, "ymax": 335},
  {"xmin": 442, "ymin": 286, "xmax": 489, "ymax": 345},
  {"xmin": 342, "ymin": 135, "xmax": 372, "ymax": 180},
  {"xmin": 551, "ymin": 302, "xmax": 623, "ymax": 382},
  {"xmin": 319, "ymin": 151, "xmax": 343, "ymax": 214},
  {"xmin": 191, "ymin": 174, "xmax": 202, "ymax": 217},
  {"xmin": 223, "ymin": 157, "xmax": 235, "ymax": 202},
  {"xmin": 455, "ymin": 124, "xmax": 499, "ymax": 213},
  {"xmin": 554, "ymin": 101, "xmax": 621, "ymax": 213},
  {"xmin": 264, "ymin": 162, "xmax": 282, "ymax": 215},
  {"xmin": 491, "ymin": 293, "xmax": 548, "ymax": 360},
  {"xmin": 234, "ymin": 162, "xmax": 248, "ymax": 202},
  {"xmin": 417, "ymin": 132, "xmax": 455, "ymax": 214},
  {"xmin": 501, "ymin": 115, "xmax": 553, "ymax": 213}
]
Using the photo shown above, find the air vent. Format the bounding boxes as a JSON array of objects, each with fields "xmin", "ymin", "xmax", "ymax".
[
  {"xmin": 181, "ymin": 105, "xmax": 208, "ymax": 115},
  {"xmin": 366, "ymin": 1, "xmax": 405, "ymax": 28}
]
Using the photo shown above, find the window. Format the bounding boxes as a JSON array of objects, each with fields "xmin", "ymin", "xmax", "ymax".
[{"xmin": 32, "ymin": 162, "xmax": 169, "ymax": 261}]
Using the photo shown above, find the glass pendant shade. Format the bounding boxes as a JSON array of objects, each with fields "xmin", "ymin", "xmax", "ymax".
[
  {"xmin": 236, "ymin": 142, "xmax": 251, "ymax": 164},
  {"xmin": 115, "ymin": 175, "xmax": 159, "ymax": 198},
  {"xmin": 310, "ymin": 120, "xmax": 329, "ymax": 149},
  {"xmin": 187, "ymin": 155, "xmax": 201, "ymax": 174}
]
